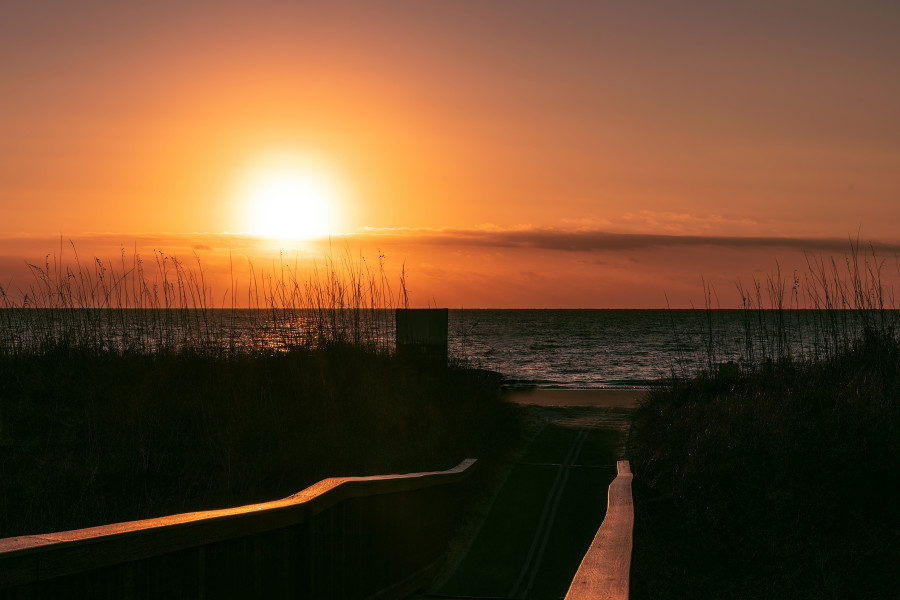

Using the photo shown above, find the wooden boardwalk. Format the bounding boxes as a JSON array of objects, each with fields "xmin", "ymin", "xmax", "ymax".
[
  {"xmin": 419, "ymin": 403, "xmax": 634, "ymax": 600},
  {"xmin": 0, "ymin": 461, "xmax": 480, "ymax": 599},
  {"xmin": 1, "ymin": 389, "xmax": 638, "ymax": 600}
]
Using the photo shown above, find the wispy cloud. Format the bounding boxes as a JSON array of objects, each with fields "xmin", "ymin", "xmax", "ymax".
[
  {"xmin": 620, "ymin": 210, "xmax": 761, "ymax": 234},
  {"xmin": 3, "ymin": 228, "xmax": 898, "ymax": 258},
  {"xmin": 360, "ymin": 227, "xmax": 900, "ymax": 254},
  {"xmin": 0, "ymin": 232, "xmax": 286, "ymax": 255}
]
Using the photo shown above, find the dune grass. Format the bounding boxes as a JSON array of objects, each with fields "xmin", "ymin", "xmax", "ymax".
[
  {"xmin": 629, "ymin": 246, "xmax": 900, "ymax": 599},
  {"xmin": 0, "ymin": 242, "xmax": 401, "ymax": 354},
  {"xmin": 0, "ymin": 245, "xmax": 519, "ymax": 538}
]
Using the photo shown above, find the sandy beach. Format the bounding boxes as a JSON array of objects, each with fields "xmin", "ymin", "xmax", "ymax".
[{"xmin": 501, "ymin": 388, "xmax": 648, "ymax": 409}]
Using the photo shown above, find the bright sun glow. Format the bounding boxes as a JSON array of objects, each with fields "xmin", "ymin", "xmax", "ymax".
[{"xmin": 238, "ymin": 157, "xmax": 342, "ymax": 241}]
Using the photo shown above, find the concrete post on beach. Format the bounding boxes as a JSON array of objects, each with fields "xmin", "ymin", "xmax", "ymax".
[{"xmin": 395, "ymin": 308, "xmax": 449, "ymax": 368}]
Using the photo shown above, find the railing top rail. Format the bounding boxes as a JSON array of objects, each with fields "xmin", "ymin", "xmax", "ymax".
[
  {"xmin": 0, "ymin": 458, "xmax": 477, "ymax": 587},
  {"xmin": 565, "ymin": 459, "xmax": 634, "ymax": 600}
]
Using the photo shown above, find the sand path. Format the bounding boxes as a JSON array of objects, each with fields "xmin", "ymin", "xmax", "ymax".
[{"xmin": 502, "ymin": 387, "xmax": 647, "ymax": 409}]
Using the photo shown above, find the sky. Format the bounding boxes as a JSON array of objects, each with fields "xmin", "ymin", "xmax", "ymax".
[{"xmin": 2, "ymin": 1, "xmax": 899, "ymax": 307}]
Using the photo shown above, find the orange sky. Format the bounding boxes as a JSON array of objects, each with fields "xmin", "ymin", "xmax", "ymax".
[{"xmin": 2, "ymin": 2, "xmax": 899, "ymax": 307}]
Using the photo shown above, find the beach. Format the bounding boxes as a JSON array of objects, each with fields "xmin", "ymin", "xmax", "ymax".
[{"xmin": 502, "ymin": 388, "xmax": 647, "ymax": 409}]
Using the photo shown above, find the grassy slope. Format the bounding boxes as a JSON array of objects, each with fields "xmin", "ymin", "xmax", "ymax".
[
  {"xmin": 628, "ymin": 330, "xmax": 900, "ymax": 599},
  {"xmin": 0, "ymin": 345, "xmax": 519, "ymax": 538}
]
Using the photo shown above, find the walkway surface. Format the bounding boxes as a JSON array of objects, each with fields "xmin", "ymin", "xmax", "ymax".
[{"xmin": 416, "ymin": 389, "xmax": 642, "ymax": 600}]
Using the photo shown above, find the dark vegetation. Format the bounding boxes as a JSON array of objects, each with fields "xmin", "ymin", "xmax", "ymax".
[
  {"xmin": 0, "ymin": 246, "xmax": 519, "ymax": 538},
  {"xmin": 629, "ymin": 247, "xmax": 900, "ymax": 599}
]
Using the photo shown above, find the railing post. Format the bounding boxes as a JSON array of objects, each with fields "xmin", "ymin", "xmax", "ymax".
[{"xmin": 395, "ymin": 308, "xmax": 449, "ymax": 368}]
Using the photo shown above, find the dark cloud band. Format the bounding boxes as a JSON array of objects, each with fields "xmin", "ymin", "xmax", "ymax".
[{"xmin": 366, "ymin": 228, "xmax": 900, "ymax": 254}]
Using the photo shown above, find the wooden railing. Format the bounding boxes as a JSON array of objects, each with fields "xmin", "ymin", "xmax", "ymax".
[
  {"xmin": 0, "ymin": 459, "xmax": 478, "ymax": 599},
  {"xmin": 565, "ymin": 460, "xmax": 634, "ymax": 600}
]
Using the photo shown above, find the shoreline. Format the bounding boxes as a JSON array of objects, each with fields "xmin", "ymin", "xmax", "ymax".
[{"xmin": 501, "ymin": 387, "xmax": 647, "ymax": 408}]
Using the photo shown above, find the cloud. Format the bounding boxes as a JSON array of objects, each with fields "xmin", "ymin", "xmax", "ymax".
[
  {"xmin": 0, "ymin": 232, "xmax": 288, "ymax": 256},
  {"xmin": 4, "ymin": 228, "xmax": 898, "ymax": 260},
  {"xmin": 361, "ymin": 227, "xmax": 900, "ymax": 255},
  {"xmin": 620, "ymin": 210, "xmax": 760, "ymax": 234}
]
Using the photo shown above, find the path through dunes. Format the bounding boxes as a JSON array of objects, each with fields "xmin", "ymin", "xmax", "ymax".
[{"xmin": 423, "ymin": 401, "xmax": 635, "ymax": 600}]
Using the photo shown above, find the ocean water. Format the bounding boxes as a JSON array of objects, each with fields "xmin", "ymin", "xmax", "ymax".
[
  {"xmin": 448, "ymin": 309, "xmax": 893, "ymax": 389},
  {"xmin": 3, "ymin": 308, "xmax": 890, "ymax": 389},
  {"xmin": 449, "ymin": 309, "xmax": 705, "ymax": 388}
]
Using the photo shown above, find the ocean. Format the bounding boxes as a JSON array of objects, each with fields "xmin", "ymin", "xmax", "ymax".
[
  {"xmin": 449, "ymin": 308, "xmax": 890, "ymax": 389},
  {"xmin": 2, "ymin": 308, "xmax": 889, "ymax": 389},
  {"xmin": 450, "ymin": 309, "xmax": 706, "ymax": 388}
]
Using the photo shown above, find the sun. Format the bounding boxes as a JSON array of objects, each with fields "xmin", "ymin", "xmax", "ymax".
[{"xmin": 237, "ymin": 157, "xmax": 342, "ymax": 241}]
